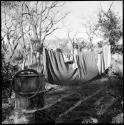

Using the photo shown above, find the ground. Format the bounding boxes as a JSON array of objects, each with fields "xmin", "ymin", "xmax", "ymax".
[
  {"xmin": 2, "ymin": 53, "xmax": 123, "ymax": 124},
  {"xmin": 2, "ymin": 76, "xmax": 123, "ymax": 124}
]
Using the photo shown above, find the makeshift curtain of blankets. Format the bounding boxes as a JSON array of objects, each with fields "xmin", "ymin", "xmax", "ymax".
[{"xmin": 43, "ymin": 45, "xmax": 111, "ymax": 85}]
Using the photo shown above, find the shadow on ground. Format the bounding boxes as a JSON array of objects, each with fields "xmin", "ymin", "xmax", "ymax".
[
  {"xmin": 34, "ymin": 76, "xmax": 123, "ymax": 123},
  {"xmin": 2, "ymin": 74, "xmax": 123, "ymax": 124}
]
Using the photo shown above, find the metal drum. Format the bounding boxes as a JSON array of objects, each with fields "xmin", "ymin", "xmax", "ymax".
[{"xmin": 12, "ymin": 69, "xmax": 45, "ymax": 123}]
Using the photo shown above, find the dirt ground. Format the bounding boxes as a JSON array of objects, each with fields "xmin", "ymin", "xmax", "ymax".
[{"xmin": 2, "ymin": 75, "xmax": 123, "ymax": 124}]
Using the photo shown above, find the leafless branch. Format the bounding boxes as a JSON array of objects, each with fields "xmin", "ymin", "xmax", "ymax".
[
  {"xmin": 9, "ymin": 35, "xmax": 22, "ymax": 61},
  {"xmin": 108, "ymin": 1, "xmax": 114, "ymax": 12},
  {"xmin": 82, "ymin": 20, "xmax": 98, "ymax": 44},
  {"xmin": 100, "ymin": 1, "xmax": 114, "ymax": 19},
  {"xmin": 1, "ymin": 34, "xmax": 6, "ymax": 42}
]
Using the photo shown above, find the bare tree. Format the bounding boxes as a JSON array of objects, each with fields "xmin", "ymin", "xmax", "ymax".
[
  {"xmin": 21, "ymin": 2, "xmax": 69, "ymax": 45},
  {"xmin": 67, "ymin": 31, "xmax": 87, "ymax": 55},
  {"xmin": 20, "ymin": 1, "xmax": 69, "ymax": 68},
  {"xmin": 2, "ymin": 1, "xmax": 69, "ymax": 69},
  {"xmin": 1, "ymin": 5, "xmax": 22, "ymax": 63},
  {"xmin": 82, "ymin": 20, "xmax": 98, "ymax": 50}
]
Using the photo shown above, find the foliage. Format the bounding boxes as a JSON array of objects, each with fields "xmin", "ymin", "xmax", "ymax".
[
  {"xmin": 72, "ymin": 40, "xmax": 88, "ymax": 51},
  {"xmin": 111, "ymin": 45, "xmax": 123, "ymax": 54},
  {"xmin": 97, "ymin": 7, "xmax": 122, "ymax": 54},
  {"xmin": 97, "ymin": 41, "xmax": 104, "ymax": 48},
  {"xmin": 57, "ymin": 39, "xmax": 71, "ymax": 54},
  {"xmin": 1, "ymin": 1, "xmax": 21, "ymax": 9},
  {"xmin": 56, "ymin": 48, "xmax": 63, "ymax": 53},
  {"xmin": 2, "ymin": 50, "xmax": 19, "ymax": 94},
  {"xmin": 12, "ymin": 50, "xmax": 24, "ymax": 63}
]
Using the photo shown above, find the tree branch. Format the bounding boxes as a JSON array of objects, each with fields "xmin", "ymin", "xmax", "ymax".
[{"xmin": 9, "ymin": 35, "xmax": 22, "ymax": 61}]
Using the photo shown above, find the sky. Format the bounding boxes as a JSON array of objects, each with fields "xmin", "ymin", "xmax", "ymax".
[
  {"xmin": 46, "ymin": 1, "xmax": 123, "ymax": 42},
  {"xmin": 2, "ymin": 1, "xmax": 123, "ymax": 50}
]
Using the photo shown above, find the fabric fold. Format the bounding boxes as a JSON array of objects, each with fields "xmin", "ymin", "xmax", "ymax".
[{"xmin": 43, "ymin": 48, "xmax": 99, "ymax": 85}]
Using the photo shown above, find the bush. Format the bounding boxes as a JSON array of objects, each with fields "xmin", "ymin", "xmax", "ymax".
[
  {"xmin": 111, "ymin": 45, "xmax": 123, "ymax": 54},
  {"xmin": 2, "ymin": 51, "xmax": 19, "ymax": 99}
]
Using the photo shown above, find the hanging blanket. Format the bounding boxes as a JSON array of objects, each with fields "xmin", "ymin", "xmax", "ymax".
[
  {"xmin": 97, "ymin": 53, "xmax": 105, "ymax": 75},
  {"xmin": 97, "ymin": 44, "xmax": 111, "ymax": 74},
  {"xmin": 43, "ymin": 48, "xmax": 99, "ymax": 85},
  {"xmin": 77, "ymin": 51, "xmax": 99, "ymax": 82},
  {"xmin": 103, "ymin": 44, "xmax": 111, "ymax": 70}
]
